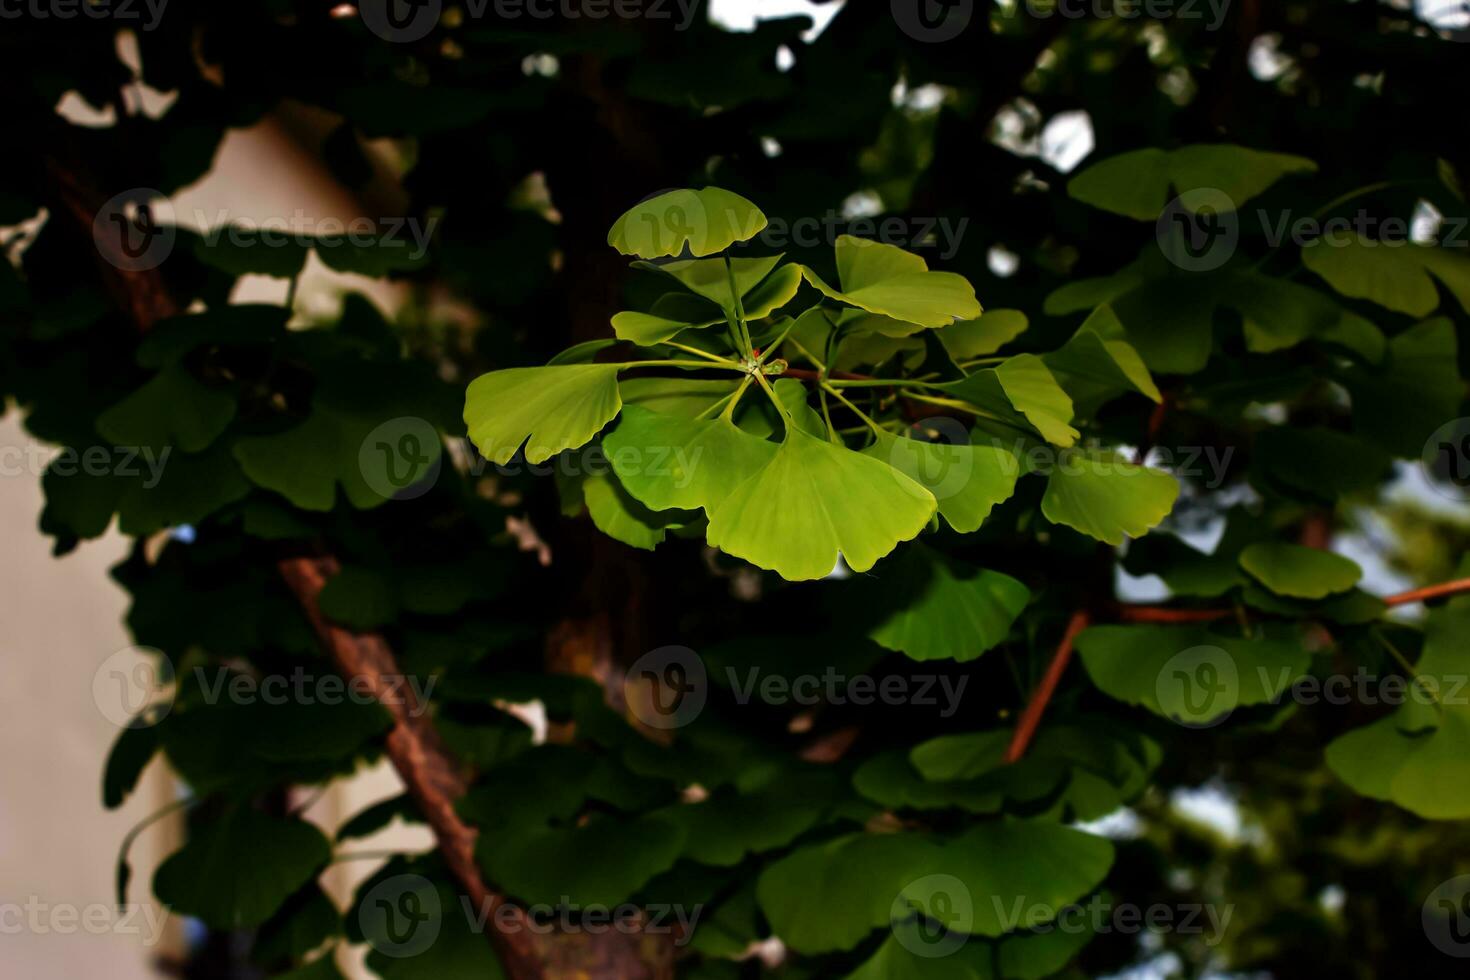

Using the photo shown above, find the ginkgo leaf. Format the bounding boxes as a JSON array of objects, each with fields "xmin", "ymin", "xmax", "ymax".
[
  {"xmin": 1326, "ymin": 591, "xmax": 1470, "ymax": 818},
  {"xmin": 608, "ymin": 188, "xmax": 767, "ymax": 259},
  {"xmin": 610, "ymin": 310, "xmax": 722, "ymax": 346},
  {"xmin": 464, "ymin": 364, "xmax": 623, "ymax": 464},
  {"xmin": 604, "ymin": 404, "xmax": 777, "ymax": 514},
  {"xmin": 618, "ymin": 376, "xmax": 740, "ymax": 416},
  {"xmin": 1342, "ymin": 317, "xmax": 1462, "ymax": 457},
  {"xmin": 707, "ymin": 427, "xmax": 936, "ymax": 580},
  {"xmin": 1041, "ymin": 451, "xmax": 1179, "ymax": 544},
  {"xmin": 844, "ymin": 928, "xmax": 987, "ymax": 980},
  {"xmin": 235, "ymin": 403, "xmax": 441, "ymax": 512},
  {"xmin": 757, "ymin": 832, "xmax": 942, "ymax": 953},
  {"xmin": 1327, "ymin": 709, "xmax": 1470, "ymax": 820},
  {"xmin": 866, "ymin": 544, "xmax": 1030, "ymax": 662},
  {"xmin": 154, "ymin": 806, "xmax": 330, "ymax": 929},
  {"xmin": 941, "ymin": 356, "xmax": 1079, "ymax": 447},
  {"xmin": 1076, "ymin": 623, "xmax": 1310, "ymax": 726},
  {"xmin": 97, "ymin": 364, "xmax": 237, "ymax": 453},
  {"xmin": 863, "ymin": 428, "xmax": 1020, "ymax": 533},
  {"xmin": 1238, "ymin": 542, "xmax": 1362, "ymax": 599},
  {"xmin": 1042, "ymin": 307, "xmax": 1162, "ymax": 415},
  {"xmin": 580, "ymin": 467, "xmax": 693, "ymax": 551},
  {"xmin": 1303, "ymin": 235, "xmax": 1470, "ymax": 317},
  {"xmin": 615, "ymin": 258, "xmax": 802, "ymax": 344},
  {"xmin": 635, "ymin": 254, "xmax": 783, "ymax": 311},
  {"xmin": 1067, "ymin": 144, "xmax": 1316, "ymax": 220},
  {"xmin": 940, "ymin": 309, "xmax": 1029, "ymax": 359},
  {"xmin": 916, "ymin": 820, "xmax": 1114, "ymax": 937},
  {"xmin": 800, "ymin": 235, "xmax": 981, "ymax": 328}
]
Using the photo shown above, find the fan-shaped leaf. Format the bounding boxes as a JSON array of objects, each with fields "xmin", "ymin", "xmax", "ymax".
[
  {"xmin": 707, "ymin": 427, "xmax": 936, "ymax": 580},
  {"xmin": 608, "ymin": 188, "xmax": 768, "ymax": 259},
  {"xmin": 1238, "ymin": 542, "xmax": 1362, "ymax": 599},
  {"xmin": 1041, "ymin": 452, "xmax": 1179, "ymax": 544},
  {"xmin": 464, "ymin": 364, "xmax": 623, "ymax": 464},
  {"xmin": 1068, "ymin": 144, "xmax": 1316, "ymax": 220},
  {"xmin": 801, "ymin": 236, "xmax": 981, "ymax": 328}
]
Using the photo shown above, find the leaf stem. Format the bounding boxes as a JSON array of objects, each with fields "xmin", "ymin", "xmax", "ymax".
[
  {"xmin": 621, "ymin": 359, "xmax": 746, "ymax": 372},
  {"xmin": 718, "ymin": 376, "xmax": 754, "ymax": 422},
  {"xmin": 820, "ymin": 381, "xmax": 883, "ymax": 436},
  {"xmin": 723, "ymin": 255, "xmax": 753, "ymax": 358},
  {"xmin": 1372, "ymin": 626, "xmax": 1440, "ymax": 708},
  {"xmin": 784, "ymin": 336, "xmax": 827, "ymax": 372},
  {"xmin": 662, "ymin": 340, "xmax": 739, "ymax": 365}
]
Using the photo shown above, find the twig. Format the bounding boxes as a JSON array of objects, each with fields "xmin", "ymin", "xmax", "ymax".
[{"xmin": 1004, "ymin": 610, "xmax": 1091, "ymax": 764}]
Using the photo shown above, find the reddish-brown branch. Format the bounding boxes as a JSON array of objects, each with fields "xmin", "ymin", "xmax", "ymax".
[
  {"xmin": 1005, "ymin": 610, "xmax": 1092, "ymax": 764},
  {"xmin": 1384, "ymin": 577, "xmax": 1470, "ymax": 607},
  {"xmin": 279, "ymin": 557, "xmax": 543, "ymax": 977},
  {"xmin": 1115, "ymin": 606, "xmax": 1231, "ymax": 624},
  {"xmin": 1116, "ymin": 576, "xmax": 1470, "ymax": 625},
  {"xmin": 1009, "ymin": 575, "xmax": 1470, "ymax": 762}
]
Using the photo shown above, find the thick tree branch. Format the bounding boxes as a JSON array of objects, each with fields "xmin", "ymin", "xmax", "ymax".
[{"xmin": 278, "ymin": 556, "xmax": 543, "ymax": 977}]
